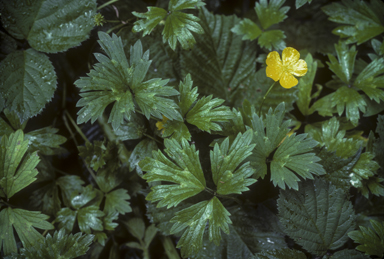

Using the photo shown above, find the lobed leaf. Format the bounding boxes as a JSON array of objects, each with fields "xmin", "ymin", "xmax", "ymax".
[
  {"xmin": 348, "ymin": 219, "xmax": 384, "ymax": 257},
  {"xmin": 20, "ymin": 229, "xmax": 94, "ymax": 259},
  {"xmin": 170, "ymin": 197, "xmax": 231, "ymax": 257},
  {"xmin": 255, "ymin": 0, "xmax": 290, "ymax": 30},
  {"xmin": 249, "ymin": 103, "xmax": 325, "ymax": 190},
  {"xmin": 211, "ymin": 130, "xmax": 256, "ymax": 195},
  {"xmin": 322, "ymin": 0, "xmax": 384, "ymax": 44},
  {"xmin": 133, "ymin": 0, "xmax": 205, "ymax": 50},
  {"xmin": 128, "ymin": 139, "xmax": 158, "ymax": 177},
  {"xmin": 140, "ymin": 138, "xmax": 206, "ymax": 208},
  {"xmin": 75, "ymin": 32, "xmax": 182, "ymax": 130},
  {"xmin": 231, "ymin": 18, "xmax": 262, "ymax": 41},
  {"xmin": 0, "ymin": 130, "xmax": 40, "ymax": 199},
  {"xmin": 0, "ymin": 208, "xmax": 54, "ymax": 255}
]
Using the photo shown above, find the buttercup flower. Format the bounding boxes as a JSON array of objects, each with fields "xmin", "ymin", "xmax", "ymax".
[
  {"xmin": 266, "ymin": 47, "xmax": 308, "ymax": 89},
  {"xmin": 156, "ymin": 115, "xmax": 169, "ymax": 133}
]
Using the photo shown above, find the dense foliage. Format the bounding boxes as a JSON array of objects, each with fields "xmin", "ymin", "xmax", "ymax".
[{"xmin": 0, "ymin": 0, "xmax": 384, "ymax": 258}]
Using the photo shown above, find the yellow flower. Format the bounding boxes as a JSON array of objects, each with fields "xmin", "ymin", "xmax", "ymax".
[
  {"xmin": 156, "ymin": 115, "xmax": 169, "ymax": 132},
  {"xmin": 266, "ymin": 47, "xmax": 308, "ymax": 89}
]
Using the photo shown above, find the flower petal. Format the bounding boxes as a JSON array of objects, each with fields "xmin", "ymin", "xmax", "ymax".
[
  {"xmin": 266, "ymin": 64, "xmax": 282, "ymax": 81},
  {"xmin": 280, "ymin": 71, "xmax": 298, "ymax": 89},
  {"xmin": 282, "ymin": 47, "xmax": 300, "ymax": 67},
  {"xmin": 266, "ymin": 51, "xmax": 283, "ymax": 81},
  {"xmin": 266, "ymin": 51, "xmax": 282, "ymax": 67},
  {"xmin": 292, "ymin": 59, "xmax": 308, "ymax": 77}
]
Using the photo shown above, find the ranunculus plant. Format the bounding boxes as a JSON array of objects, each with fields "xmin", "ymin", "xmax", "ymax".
[{"xmin": 0, "ymin": 0, "xmax": 384, "ymax": 258}]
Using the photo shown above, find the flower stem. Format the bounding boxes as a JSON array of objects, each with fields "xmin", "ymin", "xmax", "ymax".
[
  {"xmin": 258, "ymin": 81, "xmax": 277, "ymax": 116},
  {"xmin": 97, "ymin": 0, "xmax": 119, "ymax": 10}
]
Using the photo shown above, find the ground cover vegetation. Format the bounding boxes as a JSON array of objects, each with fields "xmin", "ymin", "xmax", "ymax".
[{"xmin": 0, "ymin": 0, "xmax": 384, "ymax": 258}]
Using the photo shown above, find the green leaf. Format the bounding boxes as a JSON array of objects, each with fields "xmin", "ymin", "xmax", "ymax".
[
  {"xmin": 211, "ymin": 130, "xmax": 256, "ymax": 195},
  {"xmin": 168, "ymin": 0, "xmax": 205, "ymax": 11},
  {"xmin": 146, "ymin": 197, "xmax": 190, "ymax": 235},
  {"xmin": 249, "ymin": 103, "xmax": 325, "ymax": 190},
  {"xmin": 255, "ymin": 0, "xmax": 290, "ymax": 29},
  {"xmin": 20, "ymin": 229, "xmax": 94, "ymax": 259},
  {"xmin": 278, "ymin": 178, "xmax": 356, "ymax": 256},
  {"xmin": 133, "ymin": 0, "xmax": 205, "ymax": 50},
  {"xmin": 162, "ymin": 10, "xmax": 204, "ymax": 50},
  {"xmin": 191, "ymin": 225, "xmax": 251, "ymax": 259},
  {"xmin": 56, "ymin": 175, "xmax": 85, "ymax": 208},
  {"xmin": 257, "ymin": 30, "xmax": 286, "ymax": 51},
  {"xmin": 114, "ymin": 113, "xmax": 146, "ymax": 141},
  {"xmin": 327, "ymin": 41, "xmax": 357, "ymax": 84},
  {"xmin": 103, "ymin": 212, "xmax": 119, "ymax": 231},
  {"xmin": 56, "ymin": 205, "xmax": 104, "ymax": 234},
  {"xmin": 0, "ymin": 49, "xmax": 57, "ymax": 121},
  {"xmin": 0, "ymin": 207, "xmax": 54, "ymax": 255},
  {"xmin": 56, "ymin": 185, "xmax": 105, "ymax": 233},
  {"xmin": 309, "ymin": 92, "xmax": 337, "ymax": 117},
  {"xmin": 178, "ymin": 74, "xmax": 198, "ymax": 117},
  {"xmin": 332, "ymin": 86, "xmax": 367, "ymax": 126},
  {"xmin": 324, "ymin": 249, "xmax": 370, "ymax": 259},
  {"xmin": 124, "ymin": 217, "xmax": 145, "ymax": 240},
  {"xmin": 78, "ymin": 140, "xmax": 119, "ymax": 172},
  {"xmin": 128, "ymin": 139, "xmax": 158, "ymax": 177},
  {"xmin": 348, "ymin": 219, "xmax": 384, "ymax": 257},
  {"xmin": 56, "ymin": 208, "xmax": 78, "ymax": 232},
  {"xmin": 104, "ymin": 188, "xmax": 132, "ymax": 215},
  {"xmin": 161, "ymin": 120, "xmax": 192, "ymax": 141},
  {"xmin": 231, "ymin": 18, "xmax": 262, "ymax": 41},
  {"xmin": 306, "ymin": 117, "xmax": 362, "ymax": 158},
  {"xmin": 322, "ymin": 0, "xmax": 384, "ymax": 44},
  {"xmin": 25, "ymin": 127, "xmax": 66, "ymax": 155},
  {"xmin": 296, "ymin": 0, "xmax": 312, "ymax": 9},
  {"xmin": 355, "ymin": 57, "xmax": 384, "ymax": 104},
  {"xmin": 78, "ymin": 206, "xmax": 105, "ymax": 234},
  {"xmin": 1, "ymin": 0, "xmax": 96, "ymax": 53},
  {"xmin": 0, "ymin": 130, "xmax": 40, "ymax": 199},
  {"xmin": 240, "ymin": 68, "xmax": 298, "ymax": 114},
  {"xmin": 349, "ymin": 152, "xmax": 382, "ymax": 198},
  {"xmin": 179, "ymin": 7, "xmax": 257, "ymax": 102},
  {"xmin": 170, "ymin": 197, "xmax": 231, "ymax": 257},
  {"xmin": 75, "ymin": 32, "xmax": 182, "ymax": 130},
  {"xmin": 186, "ymin": 95, "xmax": 233, "ymax": 133},
  {"xmin": 0, "ymin": 31, "xmax": 17, "ymax": 62},
  {"xmin": 253, "ymin": 248, "xmax": 306, "ymax": 259},
  {"xmin": 316, "ymin": 147, "xmax": 361, "ymax": 192},
  {"xmin": 144, "ymin": 224, "xmax": 158, "ymax": 248},
  {"xmin": 228, "ymin": 203, "xmax": 287, "ymax": 254},
  {"xmin": 132, "ymin": 7, "xmax": 167, "ymax": 37},
  {"xmin": 140, "ymin": 138, "xmax": 206, "ymax": 208},
  {"xmin": 363, "ymin": 96, "xmax": 384, "ymax": 117},
  {"xmin": 297, "ymin": 53, "xmax": 319, "ymax": 116}
]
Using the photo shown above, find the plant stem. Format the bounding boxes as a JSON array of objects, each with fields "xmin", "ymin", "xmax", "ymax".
[
  {"xmin": 64, "ymin": 110, "xmax": 90, "ymax": 144},
  {"xmin": 204, "ymin": 187, "xmax": 242, "ymax": 204},
  {"xmin": 42, "ymin": 219, "xmax": 57, "ymax": 237},
  {"xmin": 258, "ymin": 81, "xmax": 277, "ymax": 116},
  {"xmin": 97, "ymin": 115, "xmax": 131, "ymax": 163},
  {"xmin": 97, "ymin": 0, "xmax": 119, "ymax": 10},
  {"xmin": 143, "ymin": 133, "xmax": 163, "ymax": 145},
  {"xmin": 106, "ymin": 22, "xmax": 127, "ymax": 34}
]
